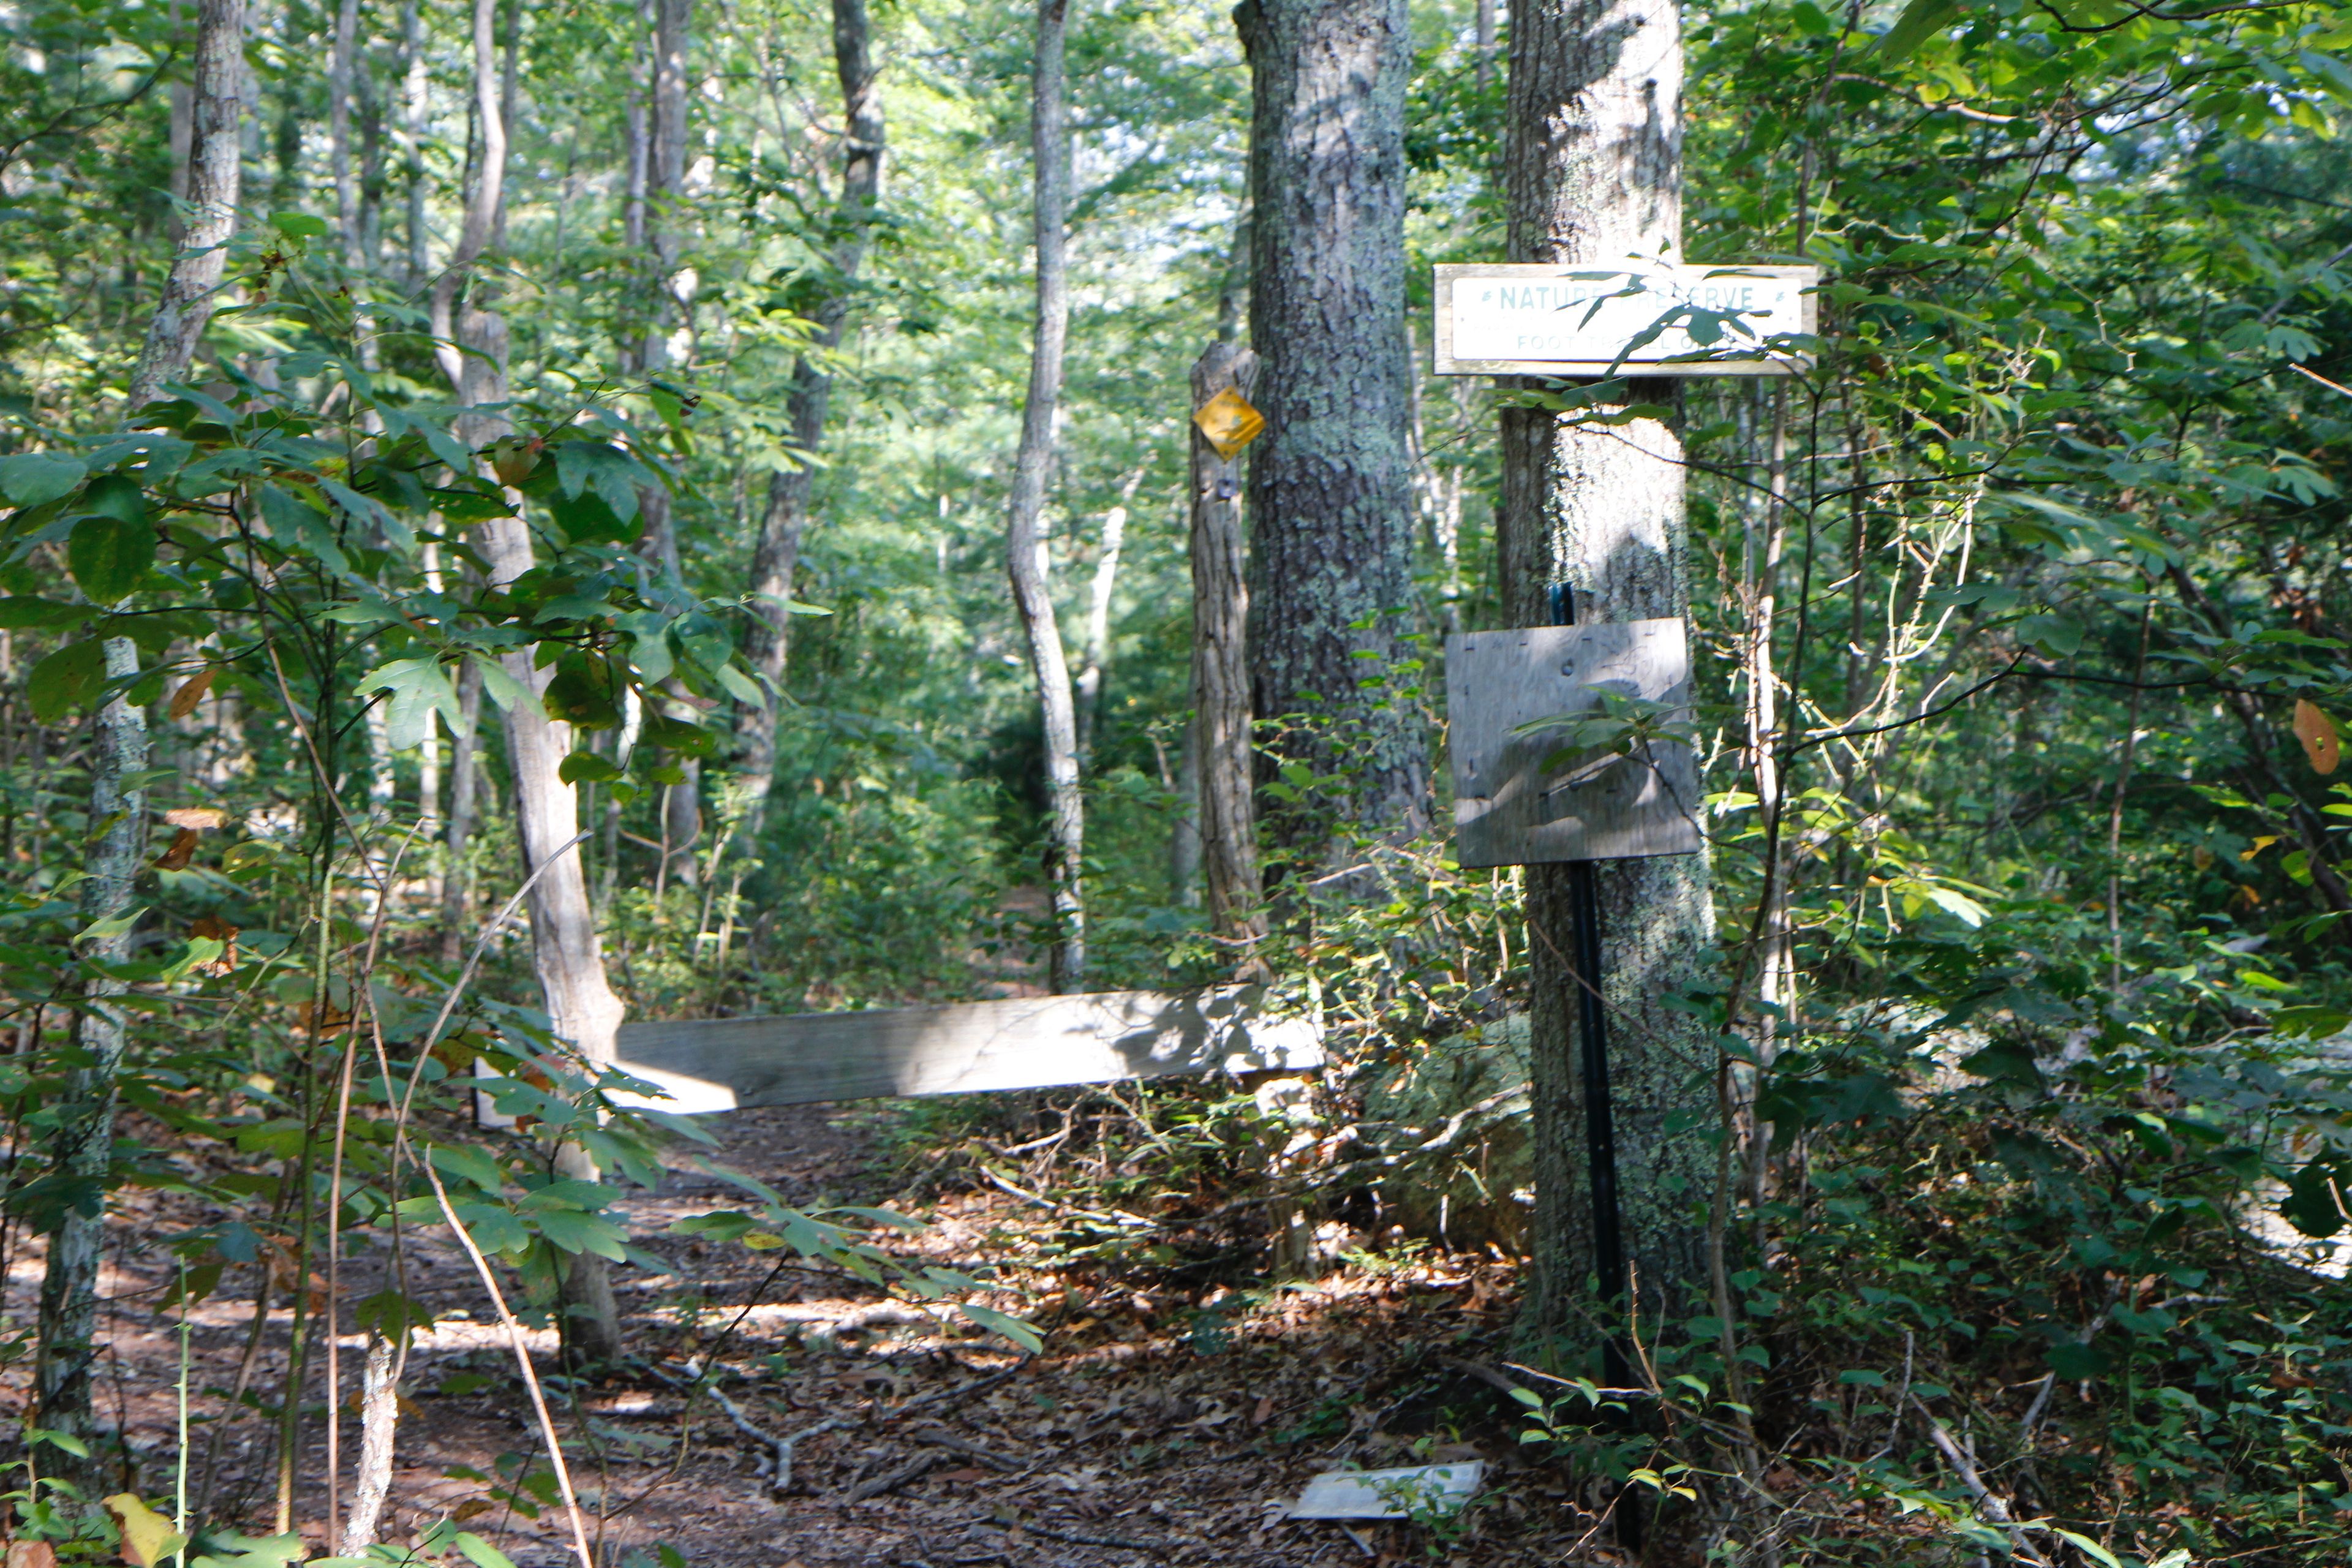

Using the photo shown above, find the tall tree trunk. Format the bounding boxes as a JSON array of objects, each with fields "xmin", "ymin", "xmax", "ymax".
[
  {"xmin": 738, "ymin": 0, "xmax": 887, "ymax": 801},
  {"xmin": 399, "ymin": 0, "xmax": 429, "ymax": 288},
  {"xmin": 330, "ymin": 0, "xmax": 363, "ymax": 253},
  {"xmin": 34, "ymin": 640, "xmax": 149, "ymax": 1488},
  {"xmin": 445, "ymin": 0, "xmax": 628, "ymax": 1363},
  {"xmin": 45, "ymin": 0, "xmax": 238, "ymax": 1485},
  {"xmin": 1189, "ymin": 342, "xmax": 1265, "ymax": 950},
  {"xmin": 1499, "ymin": 0, "xmax": 1716, "ymax": 1336},
  {"xmin": 440, "ymin": 656, "xmax": 481, "ymax": 962},
  {"xmin": 1236, "ymin": 0, "xmax": 1425, "ymax": 861},
  {"xmin": 1006, "ymin": 0, "xmax": 1083, "ymax": 993},
  {"xmin": 638, "ymin": 0, "xmax": 703, "ymax": 886},
  {"xmin": 1074, "ymin": 467, "xmax": 1144, "ymax": 763},
  {"xmin": 127, "ymin": 0, "xmax": 244, "ymax": 409}
]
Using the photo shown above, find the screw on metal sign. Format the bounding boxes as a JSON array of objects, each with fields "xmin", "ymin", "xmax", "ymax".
[{"xmin": 1192, "ymin": 386, "xmax": 1265, "ymax": 459}]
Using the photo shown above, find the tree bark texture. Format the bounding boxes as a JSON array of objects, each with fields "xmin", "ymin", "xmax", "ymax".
[
  {"xmin": 1006, "ymin": 0, "xmax": 1084, "ymax": 993},
  {"xmin": 1189, "ymin": 342, "xmax": 1266, "ymax": 949},
  {"xmin": 34, "ymin": 639, "xmax": 148, "ymax": 1484},
  {"xmin": 431, "ymin": 0, "xmax": 505, "ymax": 399},
  {"xmin": 440, "ymin": 654, "xmax": 482, "ymax": 963},
  {"xmin": 330, "ymin": 0, "xmax": 362, "ymax": 256},
  {"xmin": 1499, "ymin": 0, "xmax": 1716, "ymax": 1336},
  {"xmin": 1074, "ymin": 467, "xmax": 1143, "ymax": 763},
  {"xmin": 1236, "ymin": 0, "xmax": 1426, "ymax": 856},
  {"xmin": 446, "ymin": 0, "xmax": 628, "ymax": 1366},
  {"xmin": 739, "ymin": 0, "xmax": 886, "ymax": 793},
  {"xmin": 399, "ymin": 0, "xmax": 430, "ymax": 287},
  {"xmin": 127, "ymin": 0, "xmax": 243, "ymax": 409}
]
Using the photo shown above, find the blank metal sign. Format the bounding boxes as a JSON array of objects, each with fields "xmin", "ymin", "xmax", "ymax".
[
  {"xmin": 608, "ymin": 984, "xmax": 1322, "ymax": 1114},
  {"xmin": 1447, "ymin": 619, "xmax": 1704, "ymax": 866}
]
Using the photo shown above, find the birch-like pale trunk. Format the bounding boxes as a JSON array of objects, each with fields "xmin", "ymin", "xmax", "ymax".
[
  {"xmin": 738, "ymin": 0, "xmax": 887, "ymax": 801},
  {"xmin": 1006, "ymin": 0, "xmax": 1084, "ymax": 992},
  {"xmin": 1498, "ymin": 0, "xmax": 1719, "ymax": 1337},
  {"xmin": 1074, "ymin": 467, "xmax": 1144, "ymax": 763},
  {"xmin": 33, "ymin": 640, "xmax": 149, "ymax": 1483},
  {"xmin": 127, "ymin": 0, "xmax": 244, "ymax": 409},
  {"xmin": 1236, "ymin": 0, "xmax": 1425, "ymax": 860},
  {"xmin": 456, "ymin": 0, "xmax": 630, "ymax": 1371},
  {"xmin": 399, "ymin": 0, "xmax": 429, "ymax": 287},
  {"xmin": 1188, "ymin": 342, "xmax": 1265, "ymax": 950}
]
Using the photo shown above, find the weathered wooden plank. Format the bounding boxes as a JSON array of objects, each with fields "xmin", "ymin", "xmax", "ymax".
[
  {"xmin": 1446, "ymin": 619, "xmax": 1704, "ymax": 866},
  {"xmin": 608, "ymin": 984, "xmax": 1322, "ymax": 1113}
]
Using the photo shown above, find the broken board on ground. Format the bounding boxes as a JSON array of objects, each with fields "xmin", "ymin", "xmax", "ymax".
[
  {"xmin": 606, "ymin": 984, "xmax": 1322, "ymax": 1113},
  {"xmin": 1287, "ymin": 1462, "xmax": 1485, "ymax": 1520},
  {"xmin": 1446, "ymin": 618, "xmax": 1703, "ymax": 867}
]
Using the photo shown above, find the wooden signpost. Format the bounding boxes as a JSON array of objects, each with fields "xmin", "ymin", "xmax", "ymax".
[
  {"xmin": 1436, "ymin": 257, "xmax": 1815, "ymax": 1393},
  {"xmin": 606, "ymin": 984, "xmax": 1319, "ymax": 1114}
]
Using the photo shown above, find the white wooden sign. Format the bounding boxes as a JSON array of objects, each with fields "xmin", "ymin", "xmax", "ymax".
[
  {"xmin": 1433, "ymin": 263, "xmax": 1817, "ymax": 377},
  {"xmin": 606, "ymin": 984, "xmax": 1321, "ymax": 1113},
  {"xmin": 1447, "ymin": 620, "xmax": 1703, "ymax": 866}
]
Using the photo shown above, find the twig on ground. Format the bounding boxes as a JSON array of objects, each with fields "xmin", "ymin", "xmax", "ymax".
[
  {"xmin": 649, "ymin": 1359, "xmax": 844, "ymax": 1495},
  {"xmin": 1010, "ymin": 1521, "xmax": 1161, "ymax": 1552},
  {"xmin": 977, "ymin": 1165, "xmax": 1156, "ymax": 1229},
  {"xmin": 848, "ymin": 1452, "xmax": 940, "ymax": 1501},
  {"xmin": 881, "ymin": 1356, "xmax": 1030, "ymax": 1420},
  {"xmin": 909, "ymin": 1425, "xmax": 1022, "ymax": 1471},
  {"xmin": 1909, "ymin": 1392, "xmax": 2050, "ymax": 1567}
]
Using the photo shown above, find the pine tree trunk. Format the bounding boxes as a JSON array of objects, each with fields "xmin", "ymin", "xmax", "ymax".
[
  {"xmin": 1235, "ymin": 0, "xmax": 1425, "ymax": 861},
  {"xmin": 739, "ymin": 0, "xmax": 887, "ymax": 797},
  {"xmin": 127, "ymin": 0, "xmax": 244, "ymax": 409},
  {"xmin": 1498, "ymin": 0, "xmax": 1716, "ymax": 1336},
  {"xmin": 1006, "ymin": 0, "xmax": 1084, "ymax": 993},
  {"xmin": 1188, "ymin": 342, "xmax": 1265, "ymax": 949},
  {"xmin": 34, "ymin": 639, "xmax": 149, "ymax": 1487}
]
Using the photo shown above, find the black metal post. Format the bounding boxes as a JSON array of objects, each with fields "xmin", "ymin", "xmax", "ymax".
[{"xmin": 1553, "ymin": 581, "xmax": 1640, "ymax": 1552}]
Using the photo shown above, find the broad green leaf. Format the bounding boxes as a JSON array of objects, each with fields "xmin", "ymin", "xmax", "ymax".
[
  {"xmin": 69, "ymin": 513, "xmax": 156, "ymax": 603},
  {"xmin": 0, "ymin": 452, "xmax": 86, "ymax": 507},
  {"xmin": 0, "ymin": 597, "xmax": 87, "ymax": 629},
  {"xmin": 1875, "ymin": 0, "xmax": 1961, "ymax": 59},
  {"xmin": 27, "ymin": 638, "xmax": 110, "ymax": 721},
  {"xmin": 559, "ymin": 751, "xmax": 622, "ymax": 785}
]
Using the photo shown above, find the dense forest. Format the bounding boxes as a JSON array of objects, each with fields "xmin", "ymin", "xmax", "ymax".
[{"xmin": 2, "ymin": 0, "xmax": 2351, "ymax": 1558}]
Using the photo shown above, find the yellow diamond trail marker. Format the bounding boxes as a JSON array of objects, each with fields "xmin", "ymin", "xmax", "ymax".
[{"xmin": 1193, "ymin": 385, "xmax": 1265, "ymax": 459}]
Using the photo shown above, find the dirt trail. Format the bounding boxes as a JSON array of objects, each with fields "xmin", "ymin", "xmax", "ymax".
[{"xmin": 66, "ymin": 1101, "xmax": 1577, "ymax": 1568}]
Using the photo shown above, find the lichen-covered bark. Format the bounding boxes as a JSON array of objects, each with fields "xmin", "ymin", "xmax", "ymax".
[
  {"xmin": 1237, "ymin": 0, "xmax": 1426, "ymax": 854},
  {"xmin": 1499, "ymin": 0, "xmax": 1718, "ymax": 1337}
]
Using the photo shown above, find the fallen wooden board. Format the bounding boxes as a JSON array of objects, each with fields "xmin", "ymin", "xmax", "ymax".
[
  {"xmin": 608, "ymin": 985, "xmax": 1322, "ymax": 1113},
  {"xmin": 1287, "ymin": 1461, "xmax": 1485, "ymax": 1520},
  {"xmin": 1447, "ymin": 619, "xmax": 1704, "ymax": 865}
]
